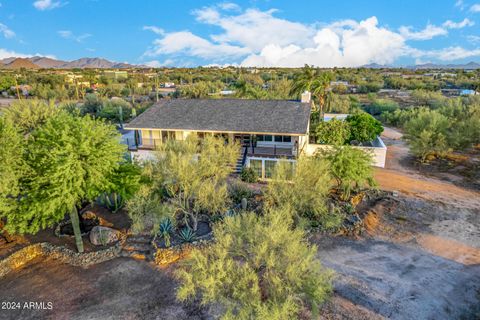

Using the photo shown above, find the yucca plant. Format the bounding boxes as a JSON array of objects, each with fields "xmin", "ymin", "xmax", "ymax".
[{"xmin": 179, "ymin": 227, "xmax": 196, "ymax": 243}]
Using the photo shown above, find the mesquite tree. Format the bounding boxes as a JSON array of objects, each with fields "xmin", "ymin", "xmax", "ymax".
[
  {"xmin": 157, "ymin": 135, "xmax": 238, "ymax": 231},
  {"xmin": 10, "ymin": 112, "xmax": 125, "ymax": 252},
  {"xmin": 176, "ymin": 207, "xmax": 334, "ymax": 319}
]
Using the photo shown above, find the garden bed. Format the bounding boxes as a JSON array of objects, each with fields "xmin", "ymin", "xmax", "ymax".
[{"xmin": 0, "ymin": 204, "xmax": 132, "ymax": 257}]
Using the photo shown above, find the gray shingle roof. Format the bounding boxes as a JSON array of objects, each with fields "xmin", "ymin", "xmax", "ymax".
[{"xmin": 125, "ymin": 99, "xmax": 311, "ymax": 135}]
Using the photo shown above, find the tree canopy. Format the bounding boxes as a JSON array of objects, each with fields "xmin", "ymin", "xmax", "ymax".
[{"xmin": 176, "ymin": 208, "xmax": 334, "ymax": 320}]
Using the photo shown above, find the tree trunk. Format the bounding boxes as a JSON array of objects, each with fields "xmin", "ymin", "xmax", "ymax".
[{"xmin": 70, "ymin": 206, "xmax": 84, "ymax": 253}]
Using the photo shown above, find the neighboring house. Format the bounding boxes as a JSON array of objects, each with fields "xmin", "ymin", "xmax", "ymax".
[
  {"xmin": 103, "ymin": 71, "xmax": 128, "ymax": 80},
  {"xmin": 124, "ymin": 92, "xmax": 386, "ymax": 178}
]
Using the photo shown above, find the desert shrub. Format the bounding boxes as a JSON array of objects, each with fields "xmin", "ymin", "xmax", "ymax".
[
  {"xmin": 176, "ymin": 207, "xmax": 334, "ymax": 319},
  {"xmin": 99, "ymin": 162, "xmax": 142, "ymax": 212},
  {"xmin": 155, "ymin": 136, "xmax": 238, "ymax": 231},
  {"xmin": 240, "ymin": 166, "xmax": 258, "ymax": 183},
  {"xmin": 265, "ymin": 158, "xmax": 336, "ymax": 229},
  {"xmin": 320, "ymin": 146, "xmax": 376, "ymax": 200},
  {"xmin": 228, "ymin": 181, "xmax": 254, "ymax": 204},
  {"xmin": 345, "ymin": 113, "xmax": 383, "ymax": 143},
  {"xmin": 97, "ymin": 98, "xmax": 133, "ymax": 122},
  {"xmin": 363, "ymin": 98, "xmax": 399, "ymax": 116},
  {"xmin": 315, "ymin": 118, "xmax": 350, "ymax": 145},
  {"xmin": 404, "ymin": 109, "xmax": 450, "ymax": 162},
  {"xmin": 126, "ymin": 186, "xmax": 175, "ymax": 235}
]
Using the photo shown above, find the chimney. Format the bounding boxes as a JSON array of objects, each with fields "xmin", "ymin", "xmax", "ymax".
[{"xmin": 301, "ymin": 91, "xmax": 311, "ymax": 103}]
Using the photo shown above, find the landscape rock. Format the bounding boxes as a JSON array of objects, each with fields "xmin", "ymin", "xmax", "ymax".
[{"xmin": 89, "ymin": 226, "xmax": 120, "ymax": 246}]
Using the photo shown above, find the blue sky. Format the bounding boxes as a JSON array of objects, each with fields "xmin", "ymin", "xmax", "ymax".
[{"xmin": 1, "ymin": 0, "xmax": 480, "ymax": 67}]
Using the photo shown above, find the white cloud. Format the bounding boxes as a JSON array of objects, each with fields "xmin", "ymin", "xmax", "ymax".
[
  {"xmin": 33, "ymin": 0, "xmax": 65, "ymax": 10},
  {"xmin": 399, "ymin": 24, "xmax": 447, "ymax": 40},
  {"xmin": 0, "ymin": 48, "xmax": 56, "ymax": 60},
  {"xmin": 442, "ymin": 18, "xmax": 474, "ymax": 29},
  {"xmin": 57, "ymin": 30, "xmax": 91, "ymax": 43},
  {"xmin": 193, "ymin": 7, "xmax": 314, "ymax": 51},
  {"xmin": 143, "ymin": 25, "xmax": 164, "ymax": 35},
  {"xmin": 470, "ymin": 3, "xmax": 480, "ymax": 12},
  {"xmin": 411, "ymin": 46, "xmax": 480, "ymax": 61},
  {"xmin": 145, "ymin": 31, "xmax": 250, "ymax": 60},
  {"xmin": 218, "ymin": 2, "xmax": 240, "ymax": 11},
  {"xmin": 243, "ymin": 17, "xmax": 406, "ymax": 67},
  {"xmin": 467, "ymin": 35, "xmax": 480, "ymax": 43},
  {"xmin": 142, "ymin": 5, "xmax": 480, "ymax": 67},
  {"xmin": 0, "ymin": 23, "xmax": 15, "ymax": 38},
  {"xmin": 455, "ymin": 0, "xmax": 465, "ymax": 9}
]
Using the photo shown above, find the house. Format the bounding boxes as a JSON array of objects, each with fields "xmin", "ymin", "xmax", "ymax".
[
  {"xmin": 103, "ymin": 71, "xmax": 128, "ymax": 80},
  {"xmin": 124, "ymin": 92, "xmax": 387, "ymax": 178}
]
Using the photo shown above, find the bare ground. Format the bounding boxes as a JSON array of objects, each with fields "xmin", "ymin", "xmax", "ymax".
[
  {"xmin": 313, "ymin": 127, "xmax": 480, "ymax": 319},
  {"xmin": 0, "ymin": 126, "xmax": 479, "ymax": 320},
  {"xmin": 0, "ymin": 257, "xmax": 207, "ymax": 320}
]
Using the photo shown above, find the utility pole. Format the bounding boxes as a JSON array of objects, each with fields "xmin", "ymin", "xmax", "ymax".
[{"xmin": 155, "ymin": 73, "xmax": 159, "ymax": 102}]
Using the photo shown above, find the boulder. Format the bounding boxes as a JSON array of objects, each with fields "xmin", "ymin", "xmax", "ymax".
[{"xmin": 89, "ymin": 226, "xmax": 120, "ymax": 246}]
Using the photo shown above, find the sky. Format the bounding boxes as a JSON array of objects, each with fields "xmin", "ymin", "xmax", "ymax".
[{"xmin": 1, "ymin": 0, "xmax": 480, "ymax": 67}]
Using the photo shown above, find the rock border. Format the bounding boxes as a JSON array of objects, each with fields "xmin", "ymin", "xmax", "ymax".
[{"xmin": 0, "ymin": 242, "xmax": 121, "ymax": 278}]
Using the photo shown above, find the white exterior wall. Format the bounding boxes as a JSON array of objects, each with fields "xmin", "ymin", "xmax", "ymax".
[{"xmin": 303, "ymin": 136, "xmax": 387, "ymax": 168}]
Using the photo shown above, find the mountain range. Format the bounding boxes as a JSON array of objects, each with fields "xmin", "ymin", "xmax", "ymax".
[
  {"xmin": 1, "ymin": 56, "xmax": 479, "ymax": 70},
  {"xmin": 0, "ymin": 56, "xmax": 139, "ymax": 69},
  {"xmin": 362, "ymin": 61, "xmax": 480, "ymax": 70}
]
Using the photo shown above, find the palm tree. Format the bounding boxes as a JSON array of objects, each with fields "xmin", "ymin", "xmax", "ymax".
[
  {"xmin": 290, "ymin": 64, "xmax": 318, "ymax": 97},
  {"xmin": 311, "ymin": 72, "xmax": 333, "ymax": 121}
]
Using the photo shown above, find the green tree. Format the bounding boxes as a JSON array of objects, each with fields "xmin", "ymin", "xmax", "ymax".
[
  {"xmin": 0, "ymin": 117, "xmax": 25, "ymax": 218},
  {"xmin": 320, "ymin": 146, "xmax": 376, "ymax": 200},
  {"xmin": 0, "ymin": 75, "xmax": 15, "ymax": 92},
  {"xmin": 100, "ymin": 162, "xmax": 142, "ymax": 213},
  {"xmin": 315, "ymin": 118, "xmax": 350, "ymax": 145},
  {"xmin": 176, "ymin": 208, "xmax": 334, "ymax": 320},
  {"xmin": 156, "ymin": 136, "xmax": 238, "ymax": 231},
  {"xmin": 404, "ymin": 109, "xmax": 450, "ymax": 162},
  {"xmin": 265, "ymin": 158, "xmax": 335, "ymax": 228},
  {"xmin": 8, "ymin": 112, "xmax": 125, "ymax": 252},
  {"xmin": 345, "ymin": 113, "xmax": 383, "ymax": 143},
  {"xmin": 3, "ymin": 99, "xmax": 58, "ymax": 134}
]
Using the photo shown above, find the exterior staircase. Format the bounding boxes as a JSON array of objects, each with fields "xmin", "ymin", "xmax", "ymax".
[
  {"xmin": 120, "ymin": 234, "xmax": 154, "ymax": 261},
  {"xmin": 234, "ymin": 146, "xmax": 248, "ymax": 174}
]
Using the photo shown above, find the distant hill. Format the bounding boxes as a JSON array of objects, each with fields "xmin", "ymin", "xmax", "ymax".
[
  {"xmin": 0, "ymin": 56, "xmax": 139, "ymax": 69},
  {"xmin": 360, "ymin": 61, "xmax": 480, "ymax": 70},
  {"xmin": 408, "ymin": 61, "xmax": 480, "ymax": 70},
  {"xmin": 29, "ymin": 56, "xmax": 66, "ymax": 68},
  {"xmin": 361, "ymin": 63, "xmax": 390, "ymax": 69},
  {"xmin": 2, "ymin": 58, "xmax": 41, "ymax": 69}
]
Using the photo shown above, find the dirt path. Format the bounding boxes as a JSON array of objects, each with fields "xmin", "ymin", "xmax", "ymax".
[{"xmin": 377, "ymin": 127, "xmax": 480, "ymax": 209}]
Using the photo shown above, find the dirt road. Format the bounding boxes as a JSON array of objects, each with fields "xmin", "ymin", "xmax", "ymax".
[{"xmin": 313, "ymin": 127, "xmax": 480, "ymax": 319}]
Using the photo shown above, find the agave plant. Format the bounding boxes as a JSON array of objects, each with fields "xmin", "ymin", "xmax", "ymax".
[
  {"xmin": 159, "ymin": 218, "xmax": 174, "ymax": 247},
  {"xmin": 98, "ymin": 192, "xmax": 124, "ymax": 213},
  {"xmin": 179, "ymin": 227, "xmax": 196, "ymax": 243}
]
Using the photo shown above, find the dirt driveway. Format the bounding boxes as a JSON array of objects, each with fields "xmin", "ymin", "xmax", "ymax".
[{"xmin": 312, "ymin": 127, "xmax": 480, "ymax": 319}]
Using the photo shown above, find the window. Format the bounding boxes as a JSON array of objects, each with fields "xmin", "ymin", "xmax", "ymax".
[
  {"xmin": 264, "ymin": 160, "xmax": 277, "ymax": 179},
  {"xmin": 283, "ymin": 136, "xmax": 292, "ymax": 143},
  {"xmin": 256, "ymin": 135, "xmax": 264, "ymax": 142},
  {"xmin": 264, "ymin": 135, "xmax": 273, "ymax": 142},
  {"xmin": 274, "ymin": 135, "xmax": 282, "ymax": 142},
  {"xmin": 249, "ymin": 160, "xmax": 263, "ymax": 178}
]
